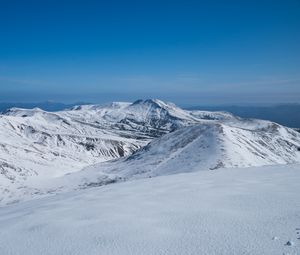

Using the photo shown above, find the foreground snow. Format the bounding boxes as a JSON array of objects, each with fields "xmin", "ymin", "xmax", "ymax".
[{"xmin": 0, "ymin": 164, "xmax": 299, "ymax": 255}]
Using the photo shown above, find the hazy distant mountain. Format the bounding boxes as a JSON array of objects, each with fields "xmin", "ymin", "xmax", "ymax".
[
  {"xmin": 187, "ymin": 104, "xmax": 300, "ymax": 128},
  {"xmin": 0, "ymin": 101, "xmax": 86, "ymax": 112}
]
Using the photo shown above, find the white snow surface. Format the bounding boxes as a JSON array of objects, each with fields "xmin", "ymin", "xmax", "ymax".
[{"xmin": 0, "ymin": 164, "xmax": 300, "ymax": 255}]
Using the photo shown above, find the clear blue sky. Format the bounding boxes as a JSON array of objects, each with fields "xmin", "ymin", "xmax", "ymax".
[{"xmin": 0, "ymin": 0, "xmax": 299, "ymax": 106}]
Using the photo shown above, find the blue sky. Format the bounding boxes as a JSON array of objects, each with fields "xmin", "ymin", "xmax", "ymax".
[{"xmin": 0, "ymin": 0, "xmax": 299, "ymax": 106}]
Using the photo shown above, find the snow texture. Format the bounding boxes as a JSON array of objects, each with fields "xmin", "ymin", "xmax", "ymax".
[{"xmin": 0, "ymin": 164, "xmax": 299, "ymax": 255}]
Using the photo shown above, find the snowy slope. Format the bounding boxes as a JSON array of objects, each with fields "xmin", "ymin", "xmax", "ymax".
[
  {"xmin": 59, "ymin": 118, "xmax": 300, "ymax": 189},
  {"xmin": 0, "ymin": 108, "xmax": 143, "ymax": 181},
  {"xmin": 122, "ymin": 120, "xmax": 300, "ymax": 175},
  {"xmin": 1, "ymin": 164, "xmax": 300, "ymax": 255}
]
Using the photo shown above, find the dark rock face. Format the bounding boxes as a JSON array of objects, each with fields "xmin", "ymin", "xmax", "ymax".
[{"xmin": 79, "ymin": 142, "xmax": 95, "ymax": 151}]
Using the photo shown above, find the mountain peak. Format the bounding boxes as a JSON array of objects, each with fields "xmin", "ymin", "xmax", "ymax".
[{"xmin": 131, "ymin": 99, "xmax": 177, "ymax": 109}]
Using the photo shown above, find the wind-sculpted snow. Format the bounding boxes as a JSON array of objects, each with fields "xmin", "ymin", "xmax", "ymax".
[
  {"xmin": 1, "ymin": 99, "xmax": 300, "ymax": 205},
  {"xmin": 1, "ymin": 164, "xmax": 300, "ymax": 255}
]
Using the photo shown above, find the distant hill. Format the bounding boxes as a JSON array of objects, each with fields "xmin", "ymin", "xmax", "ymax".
[
  {"xmin": 186, "ymin": 104, "xmax": 300, "ymax": 128},
  {"xmin": 0, "ymin": 101, "xmax": 87, "ymax": 112}
]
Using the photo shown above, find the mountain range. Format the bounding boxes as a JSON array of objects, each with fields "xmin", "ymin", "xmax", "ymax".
[{"xmin": 1, "ymin": 99, "xmax": 300, "ymax": 204}]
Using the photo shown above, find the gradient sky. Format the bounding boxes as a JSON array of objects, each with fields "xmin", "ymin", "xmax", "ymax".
[{"xmin": 0, "ymin": 0, "xmax": 300, "ymax": 106}]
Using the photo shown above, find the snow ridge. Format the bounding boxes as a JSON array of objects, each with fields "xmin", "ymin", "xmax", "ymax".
[{"xmin": 65, "ymin": 120, "xmax": 300, "ymax": 189}]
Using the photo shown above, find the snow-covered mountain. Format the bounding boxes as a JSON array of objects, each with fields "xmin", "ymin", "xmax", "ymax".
[
  {"xmin": 0, "ymin": 106, "xmax": 142, "ymax": 183},
  {"xmin": 1, "ymin": 99, "xmax": 300, "ymax": 204},
  {"xmin": 55, "ymin": 117, "xmax": 300, "ymax": 191},
  {"xmin": 0, "ymin": 100, "xmax": 235, "ymax": 197}
]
